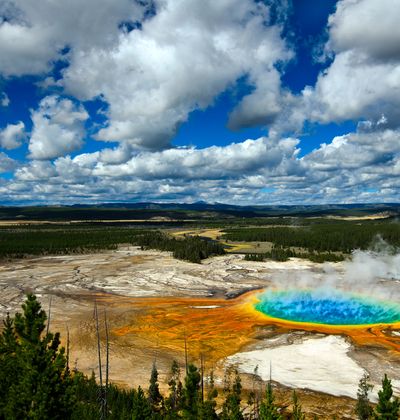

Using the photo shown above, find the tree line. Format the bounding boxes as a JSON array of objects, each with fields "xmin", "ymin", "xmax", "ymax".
[
  {"xmin": 0, "ymin": 228, "xmax": 224, "ymax": 263},
  {"xmin": 223, "ymin": 221, "xmax": 400, "ymax": 254},
  {"xmin": 1, "ymin": 295, "xmax": 399, "ymax": 419},
  {"xmin": 0, "ymin": 228, "xmax": 149, "ymax": 259},
  {"xmin": 244, "ymin": 247, "xmax": 343, "ymax": 263},
  {"xmin": 135, "ymin": 232, "xmax": 225, "ymax": 263}
]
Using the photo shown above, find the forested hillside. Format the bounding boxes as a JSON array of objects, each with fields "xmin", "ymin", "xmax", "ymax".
[{"xmin": 223, "ymin": 221, "xmax": 400, "ymax": 253}]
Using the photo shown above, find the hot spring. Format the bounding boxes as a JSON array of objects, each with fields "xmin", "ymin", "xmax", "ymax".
[{"xmin": 255, "ymin": 289, "xmax": 400, "ymax": 326}]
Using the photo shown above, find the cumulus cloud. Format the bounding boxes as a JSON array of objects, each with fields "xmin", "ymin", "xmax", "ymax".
[
  {"xmin": 0, "ymin": 0, "xmax": 292, "ymax": 149},
  {"xmin": 0, "ymin": 0, "xmax": 400, "ymax": 206},
  {"xmin": 15, "ymin": 160, "xmax": 56, "ymax": 181},
  {"xmin": 328, "ymin": 0, "xmax": 400, "ymax": 61},
  {"xmin": 8, "ymin": 134, "xmax": 303, "ymax": 203},
  {"xmin": 298, "ymin": 0, "xmax": 400, "ymax": 128},
  {"xmin": 1, "ymin": 92, "xmax": 10, "ymax": 106},
  {"xmin": 3, "ymin": 121, "xmax": 398, "ymax": 204},
  {"xmin": 28, "ymin": 96, "xmax": 88, "ymax": 160},
  {"xmin": 0, "ymin": 152, "xmax": 16, "ymax": 173},
  {"xmin": 0, "ymin": 21, "xmax": 54, "ymax": 76},
  {"xmin": 97, "ymin": 144, "xmax": 134, "ymax": 165},
  {"xmin": 305, "ymin": 129, "xmax": 400, "ymax": 172},
  {"xmin": 227, "ymin": 71, "xmax": 283, "ymax": 130},
  {"xmin": 297, "ymin": 127, "xmax": 400, "ymax": 204},
  {"xmin": 0, "ymin": 121, "xmax": 25, "ymax": 149},
  {"xmin": 0, "ymin": 0, "xmax": 146, "ymax": 76},
  {"xmin": 1, "ymin": 0, "xmax": 293, "ymax": 155},
  {"xmin": 311, "ymin": 50, "xmax": 400, "ymax": 125},
  {"xmin": 63, "ymin": 0, "xmax": 291, "ymax": 149},
  {"xmin": 93, "ymin": 137, "xmax": 301, "ymax": 180}
]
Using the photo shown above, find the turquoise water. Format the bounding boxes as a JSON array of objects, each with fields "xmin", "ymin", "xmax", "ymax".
[{"xmin": 255, "ymin": 289, "xmax": 400, "ymax": 325}]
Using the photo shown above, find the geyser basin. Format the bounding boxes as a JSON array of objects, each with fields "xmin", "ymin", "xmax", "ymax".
[{"xmin": 255, "ymin": 289, "xmax": 400, "ymax": 326}]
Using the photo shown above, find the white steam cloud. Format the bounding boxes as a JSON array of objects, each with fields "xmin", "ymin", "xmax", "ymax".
[{"xmin": 266, "ymin": 239, "xmax": 400, "ymax": 304}]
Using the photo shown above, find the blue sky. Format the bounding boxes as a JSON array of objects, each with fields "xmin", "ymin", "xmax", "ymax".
[{"xmin": 0, "ymin": 0, "xmax": 399, "ymax": 204}]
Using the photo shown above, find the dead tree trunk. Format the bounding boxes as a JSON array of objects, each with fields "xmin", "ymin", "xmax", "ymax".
[
  {"xmin": 104, "ymin": 309, "xmax": 110, "ymax": 417},
  {"xmin": 46, "ymin": 296, "xmax": 52, "ymax": 336},
  {"xmin": 94, "ymin": 300, "xmax": 106, "ymax": 420}
]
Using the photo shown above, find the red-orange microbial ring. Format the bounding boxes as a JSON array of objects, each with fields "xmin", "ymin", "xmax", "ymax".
[{"xmin": 103, "ymin": 289, "xmax": 400, "ymax": 365}]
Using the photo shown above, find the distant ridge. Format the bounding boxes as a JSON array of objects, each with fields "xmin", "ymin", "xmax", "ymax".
[{"xmin": 0, "ymin": 202, "xmax": 399, "ymax": 221}]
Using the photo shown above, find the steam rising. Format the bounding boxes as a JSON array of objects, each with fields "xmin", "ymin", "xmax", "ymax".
[
  {"xmin": 255, "ymin": 289, "xmax": 400, "ymax": 325},
  {"xmin": 264, "ymin": 240, "xmax": 400, "ymax": 318}
]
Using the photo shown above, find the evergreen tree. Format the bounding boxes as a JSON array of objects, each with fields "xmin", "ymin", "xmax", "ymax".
[
  {"xmin": 165, "ymin": 360, "xmax": 183, "ymax": 419},
  {"xmin": 71, "ymin": 372, "xmax": 98, "ymax": 420},
  {"xmin": 259, "ymin": 382, "xmax": 282, "ymax": 420},
  {"xmin": 182, "ymin": 364, "xmax": 201, "ymax": 419},
  {"xmin": 0, "ymin": 313, "xmax": 18, "ymax": 415},
  {"xmin": 72, "ymin": 371, "xmax": 153, "ymax": 420},
  {"xmin": 221, "ymin": 370, "xmax": 243, "ymax": 420},
  {"xmin": 198, "ymin": 370, "xmax": 218, "ymax": 420},
  {"xmin": 132, "ymin": 386, "xmax": 152, "ymax": 419},
  {"xmin": 374, "ymin": 374, "xmax": 400, "ymax": 419},
  {"xmin": 247, "ymin": 365, "xmax": 261, "ymax": 420},
  {"xmin": 0, "ymin": 294, "xmax": 75, "ymax": 419},
  {"xmin": 148, "ymin": 361, "xmax": 163, "ymax": 415},
  {"xmin": 356, "ymin": 373, "xmax": 373, "ymax": 420},
  {"xmin": 292, "ymin": 391, "xmax": 305, "ymax": 420},
  {"xmin": 247, "ymin": 389, "xmax": 257, "ymax": 419}
]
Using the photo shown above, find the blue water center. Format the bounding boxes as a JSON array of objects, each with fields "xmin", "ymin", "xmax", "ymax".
[{"xmin": 255, "ymin": 289, "xmax": 400, "ymax": 326}]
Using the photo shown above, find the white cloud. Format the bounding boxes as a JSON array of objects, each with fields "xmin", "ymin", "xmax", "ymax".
[
  {"xmin": 93, "ymin": 137, "xmax": 301, "ymax": 180},
  {"xmin": 304, "ymin": 129, "xmax": 400, "ymax": 172},
  {"xmin": 328, "ymin": 0, "xmax": 400, "ymax": 61},
  {"xmin": 63, "ymin": 0, "xmax": 291, "ymax": 149},
  {"xmin": 0, "ymin": 152, "xmax": 17, "ymax": 173},
  {"xmin": 98, "ymin": 144, "xmax": 134, "ymax": 165},
  {"xmin": 1, "ymin": 92, "xmax": 10, "ymax": 106},
  {"xmin": 0, "ymin": 22, "xmax": 54, "ymax": 76},
  {"xmin": 5, "ymin": 125, "xmax": 400, "ymax": 204},
  {"xmin": 15, "ymin": 160, "xmax": 56, "ymax": 181},
  {"xmin": 312, "ymin": 50, "xmax": 400, "ymax": 124},
  {"xmin": 8, "ymin": 134, "xmax": 303, "ymax": 203},
  {"xmin": 28, "ymin": 95, "xmax": 88, "ymax": 160},
  {"xmin": 1, "ymin": 0, "xmax": 292, "ymax": 155},
  {"xmin": 0, "ymin": 0, "xmax": 145, "ymax": 76},
  {"xmin": 298, "ymin": 0, "xmax": 400, "ymax": 128},
  {"xmin": 227, "ymin": 71, "xmax": 283, "ymax": 130},
  {"xmin": 0, "ymin": 121, "xmax": 25, "ymax": 149},
  {"xmin": 1, "ymin": 0, "xmax": 400, "ymax": 206},
  {"xmin": 270, "ymin": 0, "xmax": 400, "ymax": 135}
]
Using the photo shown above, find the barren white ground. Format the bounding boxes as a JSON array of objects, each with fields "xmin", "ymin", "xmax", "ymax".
[{"xmin": 226, "ymin": 334, "xmax": 400, "ymax": 400}]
